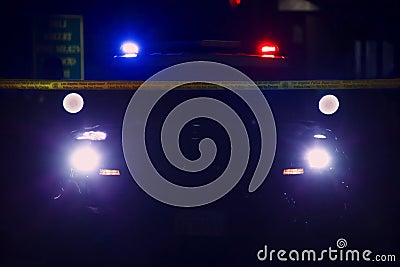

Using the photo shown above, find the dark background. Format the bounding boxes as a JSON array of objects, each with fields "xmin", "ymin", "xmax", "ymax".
[
  {"xmin": 1, "ymin": 0, "xmax": 399, "ymax": 80},
  {"xmin": 1, "ymin": 0, "xmax": 399, "ymax": 266}
]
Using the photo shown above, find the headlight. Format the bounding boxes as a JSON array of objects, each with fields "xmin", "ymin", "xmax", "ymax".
[
  {"xmin": 305, "ymin": 148, "xmax": 331, "ymax": 169},
  {"xmin": 70, "ymin": 146, "xmax": 100, "ymax": 172}
]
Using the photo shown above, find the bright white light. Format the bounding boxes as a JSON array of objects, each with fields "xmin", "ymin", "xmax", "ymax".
[
  {"xmin": 313, "ymin": 134, "xmax": 327, "ymax": 139},
  {"xmin": 70, "ymin": 146, "xmax": 100, "ymax": 172},
  {"xmin": 319, "ymin": 94, "xmax": 339, "ymax": 115},
  {"xmin": 121, "ymin": 53, "xmax": 138, "ymax": 58},
  {"xmin": 121, "ymin": 42, "xmax": 139, "ymax": 55},
  {"xmin": 63, "ymin": 93, "xmax": 84, "ymax": 114},
  {"xmin": 76, "ymin": 131, "xmax": 107, "ymax": 141},
  {"xmin": 306, "ymin": 148, "xmax": 331, "ymax": 169}
]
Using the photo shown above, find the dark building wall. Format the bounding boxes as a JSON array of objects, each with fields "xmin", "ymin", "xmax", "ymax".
[{"xmin": 1, "ymin": 0, "xmax": 398, "ymax": 79}]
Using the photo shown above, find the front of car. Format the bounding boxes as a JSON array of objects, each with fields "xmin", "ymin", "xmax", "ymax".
[
  {"xmin": 54, "ymin": 0, "xmax": 348, "ymax": 227},
  {"xmin": 56, "ymin": 125, "xmax": 131, "ymax": 212},
  {"xmin": 273, "ymin": 120, "xmax": 351, "ymax": 226}
]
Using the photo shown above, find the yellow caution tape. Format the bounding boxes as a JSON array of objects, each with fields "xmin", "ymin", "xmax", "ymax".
[{"xmin": 1, "ymin": 79, "xmax": 400, "ymax": 90}]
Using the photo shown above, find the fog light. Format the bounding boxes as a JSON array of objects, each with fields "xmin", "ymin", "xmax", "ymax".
[{"xmin": 283, "ymin": 168, "xmax": 304, "ymax": 175}]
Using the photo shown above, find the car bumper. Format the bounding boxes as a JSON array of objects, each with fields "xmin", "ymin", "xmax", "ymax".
[
  {"xmin": 276, "ymin": 169, "xmax": 350, "ymax": 221},
  {"xmin": 60, "ymin": 167, "xmax": 130, "ymax": 207}
]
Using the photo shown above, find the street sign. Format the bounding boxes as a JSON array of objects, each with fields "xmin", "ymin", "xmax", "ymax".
[{"xmin": 33, "ymin": 15, "xmax": 84, "ymax": 80}]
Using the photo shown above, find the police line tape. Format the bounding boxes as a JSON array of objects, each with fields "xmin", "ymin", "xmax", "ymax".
[{"xmin": 1, "ymin": 79, "xmax": 400, "ymax": 90}]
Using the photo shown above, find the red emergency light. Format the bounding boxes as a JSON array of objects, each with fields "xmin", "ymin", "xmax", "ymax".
[{"xmin": 259, "ymin": 42, "xmax": 280, "ymax": 56}]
